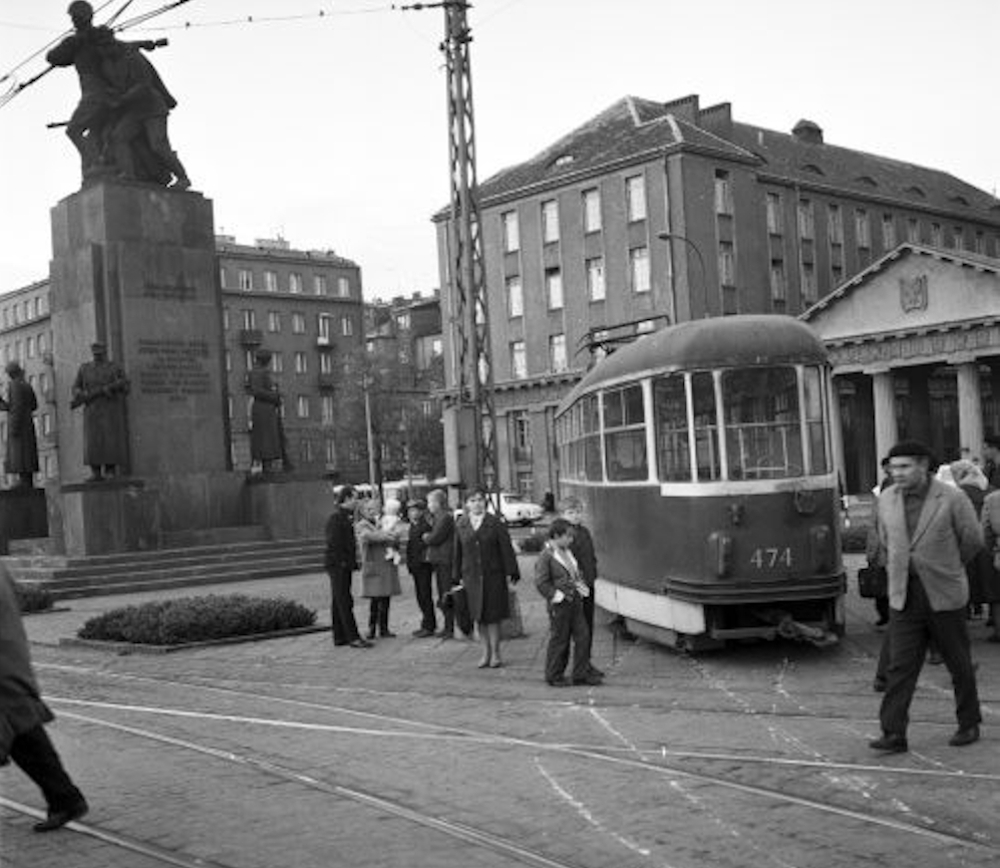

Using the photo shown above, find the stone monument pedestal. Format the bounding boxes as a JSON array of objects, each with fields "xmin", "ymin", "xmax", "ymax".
[
  {"xmin": 51, "ymin": 480, "xmax": 161, "ymax": 556},
  {"xmin": 0, "ymin": 488, "xmax": 48, "ymax": 555},
  {"xmin": 245, "ymin": 475, "xmax": 333, "ymax": 540}
]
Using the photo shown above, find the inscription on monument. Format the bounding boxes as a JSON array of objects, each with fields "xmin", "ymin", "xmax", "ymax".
[
  {"xmin": 143, "ymin": 282, "xmax": 197, "ymax": 302},
  {"xmin": 136, "ymin": 339, "xmax": 212, "ymax": 402}
]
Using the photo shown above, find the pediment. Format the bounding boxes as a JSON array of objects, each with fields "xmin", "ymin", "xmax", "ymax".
[{"xmin": 805, "ymin": 247, "xmax": 1000, "ymax": 343}]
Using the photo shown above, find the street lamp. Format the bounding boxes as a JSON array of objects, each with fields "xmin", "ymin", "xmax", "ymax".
[{"xmin": 658, "ymin": 231, "xmax": 707, "ymax": 320}]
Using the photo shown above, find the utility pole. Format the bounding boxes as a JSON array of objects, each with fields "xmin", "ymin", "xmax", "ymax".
[{"xmin": 400, "ymin": 1, "xmax": 497, "ymax": 501}]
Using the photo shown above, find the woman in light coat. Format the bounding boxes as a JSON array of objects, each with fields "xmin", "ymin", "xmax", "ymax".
[{"xmin": 355, "ymin": 498, "xmax": 402, "ymax": 639}]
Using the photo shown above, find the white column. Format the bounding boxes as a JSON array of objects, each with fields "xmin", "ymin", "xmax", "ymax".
[
  {"xmin": 871, "ymin": 369, "xmax": 898, "ymax": 466},
  {"xmin": 954, "ymin": 358, "xmax": 984, "ymax": 458}
]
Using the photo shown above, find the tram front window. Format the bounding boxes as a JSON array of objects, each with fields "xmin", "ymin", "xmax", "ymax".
[{"xmin": 723, "ymin": 367, "xmax": 803, "ymax": 479}]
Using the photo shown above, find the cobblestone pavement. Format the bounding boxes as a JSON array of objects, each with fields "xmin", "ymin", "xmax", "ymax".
[{"xmin": 3, "ymin": 553, "xmax": 999, "ymax": 868}]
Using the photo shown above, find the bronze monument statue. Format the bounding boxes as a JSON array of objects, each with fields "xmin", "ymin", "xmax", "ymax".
[
  {"xmin": 0, "ymin": 362, "xmax": 40, "ymax": 490},
  {"xmin": 246, "ymin": 349, "xmax": 291, "ymax": 473},
  {"xmin": 70, "ymin": 342, "xmax": 130, "ymax": 481},
  {"xmin": 46, "ymin": 0, "xmax": 190, "ymax": 188}
]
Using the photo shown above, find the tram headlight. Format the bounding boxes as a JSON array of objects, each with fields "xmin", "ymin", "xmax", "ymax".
[{"xmin": 707, "ymin": 531, "xmax": 733, "ymax": 577}]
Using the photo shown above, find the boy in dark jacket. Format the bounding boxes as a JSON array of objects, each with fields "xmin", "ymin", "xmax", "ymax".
[
  {"xmin": 405, "ymin": 500, "xmax": 436, "ymax": 637},
  {"xmin": 559, "ymin": 496, "xmax": 604, "ymax": 678}
]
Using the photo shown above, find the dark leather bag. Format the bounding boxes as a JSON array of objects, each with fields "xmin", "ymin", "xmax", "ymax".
[{"xmin": 858, "ymin": 565, "xmax": 888, "ymax": 598}]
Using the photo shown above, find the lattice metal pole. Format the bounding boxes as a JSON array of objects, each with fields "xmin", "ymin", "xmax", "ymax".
[{"xmin": 441, "ymin": 1, "xmax": 498, "ymax": 496}]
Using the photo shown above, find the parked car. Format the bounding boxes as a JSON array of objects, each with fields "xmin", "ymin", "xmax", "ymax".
[{"xmin": 494, "ymin": 492, "xmax": 544, "ymax": 526}]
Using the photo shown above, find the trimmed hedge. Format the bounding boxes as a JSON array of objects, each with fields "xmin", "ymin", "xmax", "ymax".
[
  {"xmin": 78, "ymin": 594, "xmax": 316, "ymax": 645},
  {"xmin": 15, "ymin": 582, "xmax": 55, "ymax": 614}
]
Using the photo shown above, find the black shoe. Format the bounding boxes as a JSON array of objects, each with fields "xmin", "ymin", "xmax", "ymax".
[
  {"xmin": 436, "ymin": 631, "xmax": 454, "ymax": 640},
  {"xmin": 572, "ymin": 674, "xmax": 603, "ymax": 686},
  {"xmin": 588, "ymin": 665, "xmax": 605, "ymax": 678},
  {"xmin": 546, "ymin": 676, "xmax": 570, "ymax": 687},
  {"xmin": 869, "ymin": 733, "xmax": 908, "ymax": 753},
  {"xmin": 379, "ymin": 630, "xmax": 396, "ymax": 638},
  {"xmin": 366, "ymin": 628, "xmax": 377, "ymax": 640},
  {"xmin": 349, "ymin": 638, "xmax": 373, "ymax": 648},
  {"xmin": 873, "ymin": 677, "xmax": 887, "ymax": 693},
  {"xmin": 34, "ymin": 800, "xmax": 88, "ymax": 833},
  {"xmin": 412, "ymin": 628, "xmax": 435, "ymax": 638},
  {"xmin": 874, "ymin": 617, "xmax": 889, "ymax": 627},
  {"xmin": 949, "ymin": 725, "xmax": 980, "ymax": 747}
]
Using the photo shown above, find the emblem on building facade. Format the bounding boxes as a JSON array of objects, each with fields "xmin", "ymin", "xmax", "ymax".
[{"xmin": 899, "ymin": 274, "xmax": 929, "ymax": 313}]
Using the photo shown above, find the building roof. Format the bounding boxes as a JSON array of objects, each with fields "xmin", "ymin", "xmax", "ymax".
[
  {"xmin": 215, "ymin": 238, "xmax": 359, "ymax": 269},
  {"xmin": 800, "ymin": 242, "xmax": 1000, "ymax": 321},
  {"xmin": 449, "ymin": 94, "xmax": 999, "ymax": 221}
]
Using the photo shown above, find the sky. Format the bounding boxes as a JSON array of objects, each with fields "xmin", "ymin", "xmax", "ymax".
[{"xmin": 1, "ymin": 0, "xmax": 997, "ymax": 300}]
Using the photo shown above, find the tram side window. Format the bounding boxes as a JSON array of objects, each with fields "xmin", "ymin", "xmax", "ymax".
[
  {"xmin": 803, "ymin": 366, "xmax": 830, "ymax": 474},
  {"xmin": 603, "ymin": 384, "xmax": 647, "ymax": 481},
  {"xmin": 653, "ymin": 374, "xmax": 691, "ymax": 481},
  {"xmin": 582, "ymin": 394, "xmax": 602, "ymax": 481},
  {"xmin": 691, "ymin": 372, "xmax": 721, "ymax": 481},
  {"xmin": 722, "ymin": 367, "xmax": 803, "ymax": 479}
]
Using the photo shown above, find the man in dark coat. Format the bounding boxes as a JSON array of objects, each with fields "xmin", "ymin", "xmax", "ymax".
[
  {"xmin": 405, "ymin": 499, "xmax": 436, "ymax": 637},
  {"xmin": 70, "ymin": 342, "xmax": 129, "ymax": 481},
  {"xmin": 0, "ymin": 566, "xmax": 88, "ymax": 831},
  {"xmin": 0, "ymin": 362, "xmax": 39, "ymax": 488},
  {"xmin": 324, "ymin": 485, "xmax": 370, "ymax": 648},
  {"xmin": 422, "ymin": 488, "xmax": 459, "ymax": 638}
]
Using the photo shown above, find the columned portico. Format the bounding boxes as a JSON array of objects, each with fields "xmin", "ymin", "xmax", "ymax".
[{"xmin": 802, "ymin": 243, "xmax": 1000, "ymax": 494}]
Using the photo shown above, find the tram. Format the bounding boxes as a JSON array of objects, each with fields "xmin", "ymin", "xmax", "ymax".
[{"xmin": 554, "ymin": 315, "xmax": 845, "ymax": 650}]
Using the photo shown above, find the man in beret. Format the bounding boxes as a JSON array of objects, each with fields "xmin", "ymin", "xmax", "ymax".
[{"xmin": 870, "ymin": 440, "xmax": 984, "ymax": 753}]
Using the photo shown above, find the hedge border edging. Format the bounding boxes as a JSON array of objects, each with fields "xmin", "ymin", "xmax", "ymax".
[{"xmin": 59, "ymin": 624, "xmax": 331, "ymax": 655}]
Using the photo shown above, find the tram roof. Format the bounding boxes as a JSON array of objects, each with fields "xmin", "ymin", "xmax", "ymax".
[{"xmin": 559, "ymin": 315, "xmax": 828, "ymax": 413}]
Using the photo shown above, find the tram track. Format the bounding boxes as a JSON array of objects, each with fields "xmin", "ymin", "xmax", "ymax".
[{"xmin": 33, "ymin": 665, "xmax": 1000, "ymax": 856}]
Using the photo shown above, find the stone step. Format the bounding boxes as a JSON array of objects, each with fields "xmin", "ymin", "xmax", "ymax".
[
  {"xmin": 44, "ymin": 561, "xmax": 325, "ymax": 600},
  {"xmin": 4, "ymin": 537, "xmax": 324, "ymax": 573},
  {"xmin": 160, "ymin": 525, "xmax": 270, "ymax": 548},
  {"xmin": 13, "ymin": 549, "xmax": 323, "ymax": 588}
]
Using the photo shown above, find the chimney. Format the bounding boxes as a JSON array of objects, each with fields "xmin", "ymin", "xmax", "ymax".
[
  {"xmin": 661, "ymin": 94, "xmax": 700, "ymax": 123},
  {"xmin": 698, "ymin": 102, "xmax": 732, "ymax": 137},
  {"xmin": 792, "ymin": 119, "xmax": 824, "ymax": 145}
]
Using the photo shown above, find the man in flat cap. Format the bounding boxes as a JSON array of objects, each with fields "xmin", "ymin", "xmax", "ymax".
[
  {"xmin": 70, "ymin": 342, "xmax": 130, "ymax": 481},
  {"xmin": 869, "ymin": 440, "xmax": 983, "ymax": 753},
  {"xmin": 0, "ymin": 362, "xmax": 39, "ymax": 489}
]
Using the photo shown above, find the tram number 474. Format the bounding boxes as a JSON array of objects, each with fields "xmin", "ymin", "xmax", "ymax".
[{"xmin": 749, "ymin": 547, "xmax": 793, "ymax": 569}]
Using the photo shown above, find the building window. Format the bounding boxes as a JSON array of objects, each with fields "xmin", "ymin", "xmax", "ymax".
[
  {"xmin": 263, "ymin": 270, "xmax": 277, "ymax": 292},
  {"xmin": 238, "ymin": 269, "xmax": 253, "ymax": 291},
  {"xmin": 831, "ymin": 263, "xmax": 843, "ymax": 286},
  {"xmin": 766, "ymin": 192, "xmax": 783, "ymax": 234},
  {"xmin": 975, "ymin": 232, "xmax": 986, "ymax": 254},
  {"xmin": 297, "ymin": 395, "xmax": 310, "ymax": 418},
  {"xmin": 798, "ymin": 199, "xmax": 814, "ymax": 240},
  {"xmin": 314, "ymin": 274, "xmax": 329, "ymax": 296},
  {"xmin": 242, "ymin": 309, "xmax": 256, "ymax": 329},
  {"xmin": 291, "ymin": 313, "xmax": 306, "ymax": 334},
  {"xmin": 506, "ymin": 276, "xmax": 523, "ymax": 318},
  {"xmin": 318, "ymin": 314, "xmax": 332, "ymax": 343},
  {"xmin": 26, "ymin": 337, "xmax": 35, "ymax": 358},
  {"xmin": 322, "ymin": 395, "xmax": 335, "ymax": 425},
  {"xmin": 272, "ymin": 352, "xmax": 284, "ymax": 373},
  {"xmin": 223, "ymin": 307, "xmax": 230, "ymax": 330},
  {"xmin": 952, "ymin": 227, "xmax": 965, "ymax": 250},
  {"xmin": 244, "ymin": 350, "xmax": 255, "ymax": 370},
  {"xmin": 800, "ymin": 261, "xmax": 817, "ymax": 304},
  {"xmin": 320, "ymin": 351, "xmax": 333, "ymax": 374},
  {"xmin": 931, "ymin": 223, "xmax": 943, "ymax": 246},
  {"xmin": 583, "ymin": 188, "xmax": 602, "ymax": 233},
  {"xmin": 549, "ymin": 333, "xmax": 567, "ymax": 372},
  {"xmin": 541, "ymin": 199, "xmax": 559, "ymax": 243},
  {"xmin": 828, "ymin": 204, "xmax": 843, "ymax": 244},
  {"xmin": 225, "ymin": 349, "xmax": 232, "ymax": 372},
  {"xmin": 626, "ymin": 175, "xmax": 647, "ymax": 222},
  {"xmin": 289, "ymin": 272, "xmax": 303, "ymax": 294},
  {"xmin": 37, "ymin": 333, "xmax": 47, "ymax": 354},
  {"xmin": 718, "ymin": 241, "xmax": 735, "ymax": 286},
  {"xmin": 769, "ymin": 259, "xmax": 786, "ymax": 302},
  {"xmin": 511, "ymin": 340, "xmax": 527, "ymax": 379},
  {"xmin": 714, "ymin": 170, "xmax": 733, "ymax": 215},
  {"xmin": 907, "ymin": 218, "xmax": 920, "ymax": 244},
  {"xmin": 586, "ymin": 257, "xmax": 605, "ymax": 302},
  {"xmin": 337, "ymin": 277, "xmax": 350, "ymax": 297},
  {"xmin": 545, "ymin": 268, "xmax": 564, "ymax": 309},
  {"xmin": 295, "ymin": 351, "xmax": 308, "ymax": 374},
  {"xmin": 219, "ymin": 267, "xmax": 228, "ymax": 289},
  {"xmin": 342, "ymin": 316, "xmax": 354, "ymax": 336},
  {"xmin": 882, "ymin": 214, "xmax": 896, "ymax": 249},
  {"xmin": 501, "ymin": 210, "xmax": 520, "ymax": 252},
  {"xmin": 855, "ymin": 209, "xmax": 870, "ymax": 248},
  {"xmin": 431, "ymin": 337, "xmax": 443, "ymax": 357},
  {"xmin": 512, "ymin": 410, "xmax": 531, "ymax": 457},
  {"xmin": 396, "ymin": 312, "xmax": 411, "ymax": 330},
  {"xmin": 630, "ymin": 247, "xmax": 650, "ymax": 293},
  {"xmin": 267, "ymin": 311, "xmax": 281, "ymax": 332}
]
